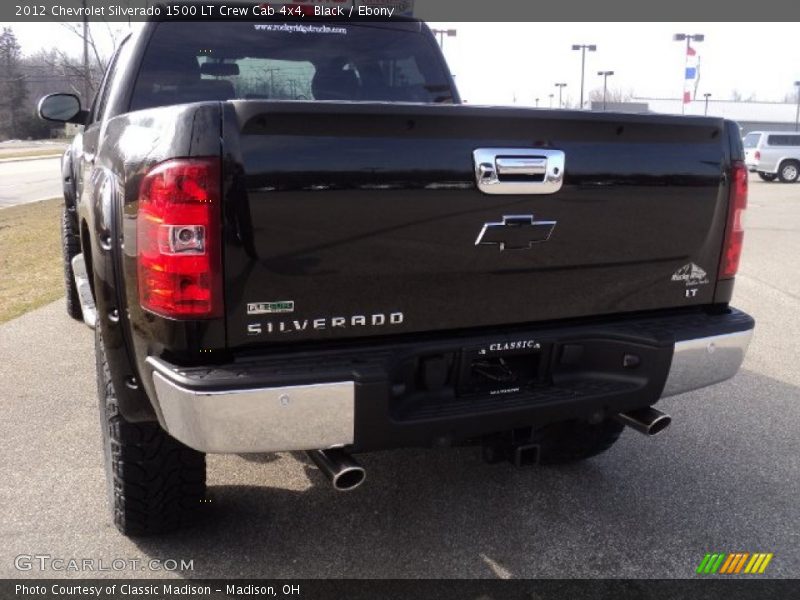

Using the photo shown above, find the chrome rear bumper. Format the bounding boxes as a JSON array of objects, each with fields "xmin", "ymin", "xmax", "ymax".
[
  {"xmin": 144, "ymin": 321, "xmax": 753, "ymax": 454},
  {"xmin": 662, "ymin": 329, "xmax": 753, "ymax": 398},
  {"xmin": 147, "ymin": 357, "xmax": 354, "ymax": 453}
]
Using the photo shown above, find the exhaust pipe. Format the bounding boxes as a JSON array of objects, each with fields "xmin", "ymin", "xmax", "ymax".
[
  {"xmin": 306, "ymin": 448, "xmax": 366, "ymax": 492},
  {"xmin": 614, "ymin": 407, "xmax": 672, "ymax": 436}
]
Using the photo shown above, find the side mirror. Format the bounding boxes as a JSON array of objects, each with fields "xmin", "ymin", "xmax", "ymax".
[{"xmin": 37, "ymin": 93, "xmax": 88, "ymax": 124}]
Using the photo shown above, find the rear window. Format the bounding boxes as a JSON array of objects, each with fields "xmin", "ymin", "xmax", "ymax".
[
  {"xmin": 743, "ymin": 133, "xmax": 761, "ymax": 149},
  {"xmin": 766, "ymin": 134, "xmax": 800, "ymax": 147},
  {"xmin": 130, "ymin": 21, "xmax": 454, "ymax": 111}
]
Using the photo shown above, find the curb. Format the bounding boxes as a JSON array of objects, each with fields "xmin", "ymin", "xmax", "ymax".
[
  {"xmin": 0, "ymin": 196, "xmax": 61, "ymax": 210},
  {"xmin": 0, "ymin": 153, "xmax": 63, "ymax": 164}
]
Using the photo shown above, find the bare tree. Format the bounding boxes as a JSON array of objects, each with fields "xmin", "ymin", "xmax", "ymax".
[
  {"xmin": 56, "ymin": 16, "xmax": 127, "ymax": 105},
  {"xmin": 588, "ymin": 86, "xmax": 635, "ymax": 104},
  {"xmin": 730, "ymin": 89, "xmax": 757, "ymax": 102},
  {"xmin": 0, "ymin": 27, "xmax": 29, "ymax": 139},
  {"xmin": 38, "ymin": 48, "xmax": 105, "ymax": 101}
]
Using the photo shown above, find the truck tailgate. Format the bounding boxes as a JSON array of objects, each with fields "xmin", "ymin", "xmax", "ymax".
[{"xmin": 222, "ymin": 102, "xmax": 730, "ymax": 347}]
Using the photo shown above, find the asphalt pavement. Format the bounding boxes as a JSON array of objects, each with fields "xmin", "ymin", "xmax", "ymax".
[
  {"xmin": 0, "ymin": 157, "xmax": 62, "ymax": 208},
  {"xmin": 0, "ymin": 177, "xmax": 798, "ymax": 579}
]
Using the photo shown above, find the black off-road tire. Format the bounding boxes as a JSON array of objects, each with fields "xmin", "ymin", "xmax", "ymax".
[
  {"xmin": 532, "ymin": 418, "xmax": 625, "ymax": 465},
  {"xmin": 757, "ymin": 172, "xmax": 777, "ymax": 182},
  {"xmin": 96, "ymin": 323, "xmax": 207, "ymax": 536},
  {"xmin": 778, "ymin": 160, "xmax": 800, "ymax": 183},
  {"xmin": 61, "ymin": 206, "xmax": 82, "ymax": 321}
]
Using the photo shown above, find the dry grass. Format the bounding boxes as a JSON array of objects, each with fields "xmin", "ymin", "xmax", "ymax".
[
  {"xmin": 0, "ymin": 148, "xmax": 64, "ymax": 161},
  {"xmin": 0, "ymin": 198, "xmax": 63, "ymax": 323}
]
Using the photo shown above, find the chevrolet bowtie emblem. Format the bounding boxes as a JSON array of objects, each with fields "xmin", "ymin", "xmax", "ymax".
[{"xmin": 475, "ymin": 215, "xmax": 557, "ymax": 251}]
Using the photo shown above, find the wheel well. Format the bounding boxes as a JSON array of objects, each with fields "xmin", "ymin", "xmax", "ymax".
[
  {"xmin": 62, "ymin": 153, "xmax": 77, "ymax": 209},
  {"xmin": 80, "ymin": 220, "xmax": 96, "ymax": 299}
]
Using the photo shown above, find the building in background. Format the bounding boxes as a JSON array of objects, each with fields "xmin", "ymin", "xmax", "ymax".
[{"xmin": 590, "ymin": 98, "xmax": 798, "ymax": 135}]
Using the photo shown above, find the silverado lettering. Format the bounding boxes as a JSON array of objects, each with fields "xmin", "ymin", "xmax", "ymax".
[{"xmin": 248, "ymin": 312, "xmax": 405, "ymax": 335}]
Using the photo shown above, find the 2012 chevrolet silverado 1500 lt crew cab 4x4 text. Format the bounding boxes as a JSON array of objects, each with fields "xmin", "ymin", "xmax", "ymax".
[{"xmin": 39, "ymin": 14, "xmax": 754, "ymax": 536}]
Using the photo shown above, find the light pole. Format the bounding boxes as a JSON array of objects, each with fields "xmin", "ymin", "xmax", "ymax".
[
  {"xmin": 82, "ymin": 0, "xmax": 90, "ymax": 105},
  {"xmin": 555, "ymin": 83, "xmax": 567, "ymax": 108},
  {"xmin": 597, "ymin": 70, "xmax": 614, "ymax": 111},
  {"xmin": 703, "ymin": 92, "xmax": 712, "ymax": 116},
  {"xmin": 572, "ymin": 44, "xmax": 596, "ymax": 109},
  {"xmin": 795, "ymin": 81, "xmax": 800, "ymax": 131},
  {"xmin": 431, "ymin": 28, "xmax": 457, "ymax": 49},
  {"xmin": 535, "ymin": 97, "xmax": 540, "ymax": 107},
  {"xmin": 674, "ymin": 33, "xmax": 704, "ymax": 114},
  {"xmin": 549, "ymin": 93, "xmax": 554, "ymax": 108}
]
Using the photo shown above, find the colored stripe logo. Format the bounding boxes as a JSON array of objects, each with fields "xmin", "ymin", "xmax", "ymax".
[{"xmin": 696, "ymin": 553, "xmax": 773, "ymax": 574}]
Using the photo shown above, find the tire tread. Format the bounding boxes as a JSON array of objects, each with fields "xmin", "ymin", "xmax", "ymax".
[
  {"xmin": 61, "ymin": 206, "xmax": 82, "ymax": 320},
  {"xmin": 96, "ymin": 325, "xmax": 206, "ymax": 536}
]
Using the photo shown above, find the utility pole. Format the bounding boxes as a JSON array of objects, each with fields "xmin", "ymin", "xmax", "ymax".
[
  {"xmin": 555, "ymin": 83, "xmax": 567, "ymax": 108},
  {"xmin": 674, "ymin": 33, "xmax": 704, "ymax": 114},
  {"xmin": 572, "ymin": 44, "xmax": 596, "ymax": 109},
  {"xmin": 82, "ymin": 0, "xmax": 90, "ymax": 106},
  {"xmin": 703, "ymin": 92, "xmax": 712, "ymax": 116},
  {"xmin": 795, "ymin": 81, "xmax": 800, "ymax": 132},
  {"xmin": 431, "ymin": 28, "xmax": 457, "ymax": 49},
  {"xmin": 597, "ymin": 70, "xmax": 614, "ymax": 111}
]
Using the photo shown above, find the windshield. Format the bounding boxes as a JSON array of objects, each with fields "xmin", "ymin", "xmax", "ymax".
[
  {"xmin": 743, "ymin": 133, "xmax": 761, "ymax": 148},
  {"xmin": 130, "ymin": 21, "xmax": 455, "ymax": 111}
]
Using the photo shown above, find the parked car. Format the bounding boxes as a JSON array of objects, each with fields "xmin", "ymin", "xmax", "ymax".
[
  {"xmin": 743, "ymin": 130, "xmax": 800, "ymax": 182},
  {"xmin": 39, "ymin": 14, "xmax": 754, "ymax": 536}
]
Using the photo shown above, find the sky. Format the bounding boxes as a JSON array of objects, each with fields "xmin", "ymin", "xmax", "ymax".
[
  {"xmin": 6, "ymin": 21, "xmax": 800, "ymax": 106},
  {"xmin": 430, "ymin": 22, "xmax": 800, "ymax": 106}
]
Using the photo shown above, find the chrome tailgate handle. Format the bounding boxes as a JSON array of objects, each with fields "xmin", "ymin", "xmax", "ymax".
[
  {"xmin": 495, "ymin": 157, "xmax": 547, "ymax": 176},
  {"xmin": 473, "ymin": 148, "xmax": 565, "ymax": 195}
]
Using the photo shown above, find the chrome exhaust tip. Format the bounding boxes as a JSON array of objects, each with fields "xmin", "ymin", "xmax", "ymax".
[
  {"xmin": 614, "ymin": 407, "xmax": 672, "ymax": 436},
  {"xmin": 306, "ymin": 448, "xmax": 366, "ymax": 492}
]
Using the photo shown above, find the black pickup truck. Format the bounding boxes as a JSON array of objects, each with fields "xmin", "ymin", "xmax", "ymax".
[{"xmin": 39, "ymin": 17, "xmax": 754, "ymax": 536}]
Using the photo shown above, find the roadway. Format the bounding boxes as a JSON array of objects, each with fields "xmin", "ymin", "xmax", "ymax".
[
  {"xmin": 0, "ymin": 157, "xmax": 62, "ymax": 208},
  {"xmin": 0, "ymin": 176, "xmax": 798, "ymax": 579}
]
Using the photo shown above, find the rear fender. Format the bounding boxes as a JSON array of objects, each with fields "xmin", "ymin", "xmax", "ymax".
[
  {"xmin": 87, "ymin": 166, "xmax": 157, "ymax": 422},
  {"xmin": 61, "ymin": 150, "xmax": 77, "ymax": 209},
  {"xmin": 776, "ymin": 156, "xmax": 799, "ymax": 171}
]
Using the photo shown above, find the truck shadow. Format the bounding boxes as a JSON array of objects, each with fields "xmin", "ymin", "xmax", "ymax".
[{"xmin": 130, "ymin": 369, "xmax": 800, "ymax": 578}]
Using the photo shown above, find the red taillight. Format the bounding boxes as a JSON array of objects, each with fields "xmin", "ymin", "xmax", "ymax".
[
  {"xmin": 718, "ymin": 160, "xmax": 748, "ymax": 280},
  {"xmin": 754, "ymin": 150, "xmax": 761, "ymax": 161},
  {"xmin": 137, "ymin": 158, "xmax": 222, "ymax": 318}
]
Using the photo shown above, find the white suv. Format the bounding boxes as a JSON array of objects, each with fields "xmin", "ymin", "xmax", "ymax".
[{"xmin": 744, "ymin": 131, "xmax": 800, "ymax": 183}]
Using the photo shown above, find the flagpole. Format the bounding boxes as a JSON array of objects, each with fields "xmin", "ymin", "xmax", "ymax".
[
  {"xmin": 683, "ymin": 37, "xmax": 689, "ymax": 114},
  {"xmin": 694, "ymin": 55, "xmax": 701, "ymax": 101},
  {"xmin": 674, "ymin": 33, "xmax": 704, "ymax": 115}
]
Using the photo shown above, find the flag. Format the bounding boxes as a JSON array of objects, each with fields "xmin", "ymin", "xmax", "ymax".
[{"xmin": 683, "ymin": 44, "xmax": 699, "ymax": 104}]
